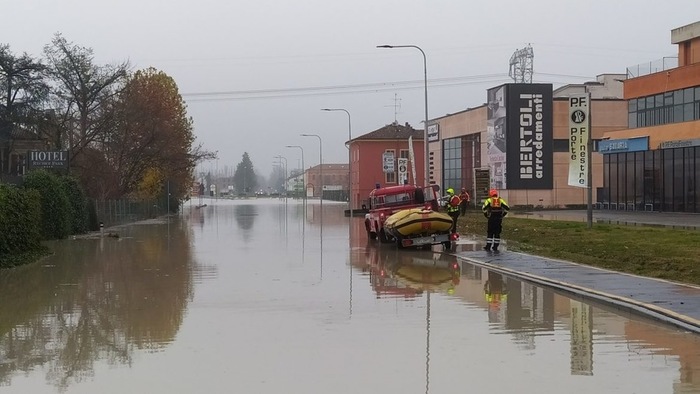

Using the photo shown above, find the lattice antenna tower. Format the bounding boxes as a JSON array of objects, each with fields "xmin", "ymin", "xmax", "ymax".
[
  {"xmin": 384, "ymin": 93, "xmax": 402, "ymax": 123},
  {"xmin": 509, "ymin": 44, "xmax": 534, "ymax": 83}
]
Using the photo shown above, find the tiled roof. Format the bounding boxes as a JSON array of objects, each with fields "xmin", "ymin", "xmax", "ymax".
[
  {"xmin": 353, "ymin": 122, "xmax": 423, "ymax": 141},
  {"xmin": 307, "ymin": 163, "xmax": 348, "ymax": 171},
  {"xmin": 0, "ymin": 122, "xmax": 41, "ymax": 141}
]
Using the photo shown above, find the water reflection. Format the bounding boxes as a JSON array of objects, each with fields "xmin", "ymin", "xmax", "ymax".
[
  {"xmin": 0, "ymin": 219, "xmax": 200, "ymax": 390},
  {"xmin": 351, "ymin": 243, "xmax": 700, "ymax": 393},
  {"xmin": 234, "ymin": 204, "xmax": 258, "ymax": 231},
  {"xmin": 356, "ymin": 246, "xmax": 460, "ymax": 298},
  {"xmin": 234, "ymin": 204, "xmax": 259, "ymax": 244}
]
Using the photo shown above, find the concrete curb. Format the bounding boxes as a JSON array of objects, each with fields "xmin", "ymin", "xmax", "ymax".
[{"xmin": 453, "ymin": 253, "xmax": 700, "ymax": 334}]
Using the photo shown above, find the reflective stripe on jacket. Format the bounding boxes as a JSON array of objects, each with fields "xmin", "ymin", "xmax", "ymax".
[
  {"xmin": 447, "ymin": 195, "xmax": 460, "ymax": 213},
  {"xmin": 482, "ymin": 197, "xmax": 510, "ymax": 215}
]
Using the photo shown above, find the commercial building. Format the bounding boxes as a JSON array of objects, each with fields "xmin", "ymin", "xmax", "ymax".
[
  {"xmin": 429, "ymin": 78, "xmax": 627, "ymax": 208},
  {"xmin": 602, "ymin": 20, "xmax": 700, "ymax": 212}
]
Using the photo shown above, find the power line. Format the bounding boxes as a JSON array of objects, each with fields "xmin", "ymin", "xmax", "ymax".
[
  {"xmin": 182, "ymin": 73, "xmax": 507, "ymax": 97},
  {"xmin": 182, "ymin": 74, "xmax": 512, "ymax": 102},
  {"xmin": 181, "ymin": 71, "xmax": 594, "ymax": 103}
]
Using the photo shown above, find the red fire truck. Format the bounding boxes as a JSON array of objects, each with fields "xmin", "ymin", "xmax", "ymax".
[{"xmin": 364, "ymin": 184, "xmax": 456, "ymax": 249}]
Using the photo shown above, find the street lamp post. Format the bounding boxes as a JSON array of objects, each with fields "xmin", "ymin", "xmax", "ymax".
[
  {"xmin": 321, "ymin": 108, "xmax": 352, "ymax": 219},
  {"xmin": 285, "ymin": 145, "xmax": 305, "ymax": 202},
  {"xmin": 274, "ymin": 155, "xmax": 287, "ymax": 196},
  {"xmin": 301, "ymin": 133, "xmax": 322, "ymax": 223},
  {"xmin": 377, "ymin": 44, "xmax": 430, "ymax": 187}
]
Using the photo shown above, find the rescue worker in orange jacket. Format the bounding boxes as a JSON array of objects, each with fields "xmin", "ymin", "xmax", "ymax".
[
  {"xmin": 442, "ymin": 187, "xmax": 461, "ymax": 234},
  {"xmin": 482, "ymin": 189, "xmax": 510, "ymax": 251},
  {"xmin": 458, "ymin": 188, "xmax": 471, "ymax": 216}
]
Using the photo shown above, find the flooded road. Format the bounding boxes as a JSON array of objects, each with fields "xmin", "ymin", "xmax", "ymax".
[{"xmin": 2, "ymin": 198, "xmax": 700, "ymax": 393}]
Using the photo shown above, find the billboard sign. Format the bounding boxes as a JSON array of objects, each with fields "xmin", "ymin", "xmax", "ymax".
[
  {"xmin": 568, "ymin": 94, "xmax": 590, "ymax": 188},
  {"xmin": 486, "ymin": 85, "xmax": 507, "ymax": 189},
  {"xmin": 397, "ymin": 158, "xmax": 409, "ymax": 185},
  {"xmin": 505, "ymin": 84, "xmax": 553, "ymax": 189},
  {"xmin": 27, "ymin": 150, "xmax": 69, "ymax": 170}
]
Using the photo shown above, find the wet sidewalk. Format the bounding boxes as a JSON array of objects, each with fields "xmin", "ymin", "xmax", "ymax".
[{"xmin": 453, "ymin": 210, "xmax": 700, "ymax": 334}]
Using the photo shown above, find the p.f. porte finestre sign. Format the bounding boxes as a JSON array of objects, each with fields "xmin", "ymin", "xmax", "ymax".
[{"xmin": 28, "ymin": 150, "xmax": 69, "ymax": 170}]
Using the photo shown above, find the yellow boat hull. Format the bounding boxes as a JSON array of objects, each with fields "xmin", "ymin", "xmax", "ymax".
[{"xmin": 384, "ymin": 208, "xmax": 453, "ymax": 237}]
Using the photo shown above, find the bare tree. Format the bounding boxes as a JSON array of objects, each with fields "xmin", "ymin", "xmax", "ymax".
[
  {"xmin": 43, "ymin": 33, "xmax": 129, "ymax": 160},
  {"xmin": 0, "ymin": 44, "xmax": 49, "ymax": 123}
]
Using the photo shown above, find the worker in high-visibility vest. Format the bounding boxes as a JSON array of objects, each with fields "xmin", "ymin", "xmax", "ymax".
[
  {"xmin": 442, "ymin": 187, "xmax": 461, "ymax": 234},
  {"xmin": 482, "ymin": 189, "xmax": 510, "ymax": 251}
]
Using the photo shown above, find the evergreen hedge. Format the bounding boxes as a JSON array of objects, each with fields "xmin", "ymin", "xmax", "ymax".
[
  {"xmin": 0, "ymin": 183, "xmax": 43, "ymax": 268},
  {"xmin": 59, "ymin": 176, "xmax": 89, "ymax": 234},
  {"xmin": 22, "ymin": 170, "xmax": 71, "ymax": 240}
]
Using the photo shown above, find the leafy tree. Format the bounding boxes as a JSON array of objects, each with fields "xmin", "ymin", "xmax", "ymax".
[
  {"xmin": 136, "ymin": 167, "xmax": 165, "ymax": 200},
  {"xmin": 233, "ymin": 152, "xmax": 257, "ymax": 194},
  {"xmin": 102, "ymin": 67, "xmax": 215, "ymax": 203}
]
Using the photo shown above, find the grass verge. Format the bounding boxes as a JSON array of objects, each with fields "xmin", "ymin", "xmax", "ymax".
[{"xmin": 457, "ymin": 211, "xmax": 700, "ymax": 285}]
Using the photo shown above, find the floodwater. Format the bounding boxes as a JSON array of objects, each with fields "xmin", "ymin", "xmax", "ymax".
[{"xmin": 1, "ymin": 198, "xmax": 700, "ymax": 393}]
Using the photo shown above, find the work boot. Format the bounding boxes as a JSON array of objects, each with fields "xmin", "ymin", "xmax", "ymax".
[
  {"xmin": 483, "ymin": 243, "xmax": 492, "ymax": 251},
  {"xmin": 492, "ymin": 245, "xmax": 499, "ymax": 252}
]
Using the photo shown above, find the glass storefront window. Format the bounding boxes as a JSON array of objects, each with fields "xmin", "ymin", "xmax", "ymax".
[
  {"xmin": 628, "ymin": 100, "xmax": 637, "ymax": 112},
  {"xmin": 442, "ymin": 137, "xmax": 462, "ymax": 193},
  {"xmin": 604, "ymin": 148, "xmax": 699, "ymax": 213}
]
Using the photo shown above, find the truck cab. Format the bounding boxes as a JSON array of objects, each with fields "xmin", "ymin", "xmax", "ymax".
[{"xmin": 364, "ymin": 184, "xmax": 441, "ymax": 243}]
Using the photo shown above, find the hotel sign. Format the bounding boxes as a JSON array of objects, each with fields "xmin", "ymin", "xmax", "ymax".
[{"xmin": 27, "ymin": 150, "xmax": 70, "ymax": 170}]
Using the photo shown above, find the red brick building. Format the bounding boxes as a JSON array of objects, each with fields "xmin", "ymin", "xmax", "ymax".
[
  {"xmin": 350, "ymin": 122, "xmax": 424, "ymax": 209},
  {"xmin": 304, "ymin": 163, "xmax": 349, "ymax": 200}
]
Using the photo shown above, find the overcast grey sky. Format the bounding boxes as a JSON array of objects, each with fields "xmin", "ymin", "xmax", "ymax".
[{"xmin": 4, "ymin": 1, "xmax": 699, "ymax": 177}]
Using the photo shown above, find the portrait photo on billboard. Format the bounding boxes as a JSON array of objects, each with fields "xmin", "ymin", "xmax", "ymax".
[{"xmin": 487, "ymin": 85, "xmax": 507, "ymax": 189}]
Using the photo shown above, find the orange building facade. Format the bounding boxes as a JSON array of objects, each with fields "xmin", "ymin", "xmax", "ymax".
[{"xmin": 602, "ymin": 20, "xmax": 700, "ymax": 212}]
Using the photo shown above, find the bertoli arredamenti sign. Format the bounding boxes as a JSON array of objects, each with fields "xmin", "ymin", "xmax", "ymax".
[{"xmin": 28, "ymin": 150, "xmax": 70, "ymax": 170}]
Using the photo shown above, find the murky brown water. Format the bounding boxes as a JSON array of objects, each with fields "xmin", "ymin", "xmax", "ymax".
[{"xmin": 1, "ymin": 198, "xmax": 700, "ymax": 393}]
